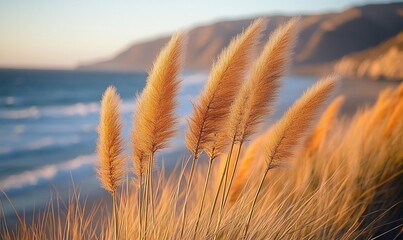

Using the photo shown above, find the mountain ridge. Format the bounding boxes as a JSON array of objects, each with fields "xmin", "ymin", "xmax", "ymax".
[{"xmin": 77, "ymin": 2, "xmax": 403, "ymax": 74}]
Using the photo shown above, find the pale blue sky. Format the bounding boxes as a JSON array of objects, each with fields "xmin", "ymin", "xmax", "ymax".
[{"xmin": 0, "ymin": 0, "xmax": 396, "ymax": 69}]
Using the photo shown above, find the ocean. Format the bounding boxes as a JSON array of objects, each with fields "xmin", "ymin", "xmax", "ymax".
[{"xmin": 0, "ymin": 68, "xmax": 348, "ymax": 220}]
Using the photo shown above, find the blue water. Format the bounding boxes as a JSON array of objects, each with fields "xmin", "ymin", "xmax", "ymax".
[{"xmin": 0, "ymin": 68, "xmax": 317, "ymax": 218}]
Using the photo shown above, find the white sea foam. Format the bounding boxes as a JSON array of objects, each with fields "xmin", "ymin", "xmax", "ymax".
[
  {"xmin": 26, "ymin": 135, "xmax": 81, "ymax": 150},
  {"xmin": 0, "ymin": 154, "xmax": 96, "ymax": 190},
  {"xmin": 0, "ymin": 106, "xmax": 41, "ymax": 119},
  {"xmin": 0, "ymin": 135, "xmax": 83, "ymax": 157},
  {"xmin": 0, "ymin": 100, "xmax": 136, "ymax": 119},
  {"xmin": 43, "ymin": 102, "xmax": 100, "ymax": 116}
]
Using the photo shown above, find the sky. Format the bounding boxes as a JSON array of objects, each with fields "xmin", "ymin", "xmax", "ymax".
[{"xmin": 0, "ymin": 0, "xmax": 397, "ymax": 69}]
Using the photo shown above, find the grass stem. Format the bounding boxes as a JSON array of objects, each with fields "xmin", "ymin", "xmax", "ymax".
[
  {"xmin": 242, "ymin": 166, "xmax": 270, "ymax": 240},
  {"xmin": 179, "ymin": 154, "xmax": 199, "ymax": 238},
  {"xmin": 193, "ymin": 158, "xmax": 213, "ymax": 239}
]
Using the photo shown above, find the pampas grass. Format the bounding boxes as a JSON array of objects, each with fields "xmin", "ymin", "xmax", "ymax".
[
  {"xmin": 263, "ymin": 76, "xmax": 337, "ymax": 169},
  {"xmin": 2, "ymin": 18, "xmax": 402, "ymax": 240},
  {"xmin": 185, "ymin": 18, "xmax": 265, "ymax": 157},
  {"xmin": 97, "ymin": 86, "xmax": 126, "ymax": 240},
  {"xmin": 132, "ymin": 32, "xmax": 185, "ymax": 155},
  {"xmin": 228, "ymin": 18, "xmax": 298, "ymax": 144},
  {"xmin": 182, "ymin": 18, "xmax": 266, "ymax": 238},
  {"xmin": 242, "ymin": 75, "xmax": 337, "ymax": 239},
  {"xmin": 214, "ymin": 19, "xmax": 299, "ymax": 230},
  {"xmin": 132, "ymin": 32, "xmax": 186, "ymax": 238},
  {"xmin": 97, "ymin": 86, "xmax": 126, "ymax": 194}
]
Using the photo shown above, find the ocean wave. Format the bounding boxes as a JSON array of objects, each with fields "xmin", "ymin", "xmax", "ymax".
[
  {"xmin": 0, "ymin": 154, "xmax": 96, "ymax": 190},
  {"xmin": 0, "ymin": 135, "xmax": 82, "ymax": 157},
  {"xmin": 26, "ymin": 135, "xmax": 81, "ymax": 150},
  {"xmin": 0, "ymin": 73, "xmax": 206, "ymax": 120},
  {"xmin": 0, "ymin": 100, "xmax": 136, "ymax": 120},
  {"xmin": 0, "ymin": 146, "xmax": 12, "ymax": 155},
  {"xmin": 0, "ymin": 106, "xmax": 41, "ymax": 119}
]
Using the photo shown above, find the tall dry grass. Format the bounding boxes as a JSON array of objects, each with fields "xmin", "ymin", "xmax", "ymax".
[
  {"xmin": 304, "ymin": 95, "xmax": 345, "ymax": 157},
  {"xmin": 131, "ymin": 32, "xmax": 186, "ymax": 239},
  {"xmin": 1, "ymin": 18, "xmax": 402, "ymax": 240},
  {"xmin": 97, "ymin": 86, "xmax": 126, "ymax": 240},
  {"xmin": 183, "ymin": 18, "xmax": 265, "ymax": 237},
  {"xmin": 211, "ymin": 18, "xmax": 299, "ymax": 237}
]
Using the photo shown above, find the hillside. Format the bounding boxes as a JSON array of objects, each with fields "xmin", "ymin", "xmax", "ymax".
[
  {"xmin": 77, "ymin": 2, "xmax": 403, "ymax": 73},
  {"xmin": 335, "ymin": 31, "xmax": 403, "ymax": 81}
]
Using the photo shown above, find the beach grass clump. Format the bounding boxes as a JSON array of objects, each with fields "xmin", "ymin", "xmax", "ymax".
[
  {"xmin": 1, "ymin": 18, "xmax": 402, "ymax": 240},
  {"xmin": 131, "ymin": 32, "xmax": 186, "ymax": 239}
]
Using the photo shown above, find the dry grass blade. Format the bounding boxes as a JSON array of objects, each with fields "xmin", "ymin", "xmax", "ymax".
[
  {"xmin": 305, "ymin": 95, "xmax": 345, "ymax": 156},
  {"xmin": 185, "ymin": 18, "xmax": 266, "ymax": 157},
  {"xmin": 97, "ymin": 86, "xmax": 126, "ymax": 194},
  {"xmin": 384, "ymin": 98, "xmax": 403, "ymax": 136},
  {"xmin": 229, "ymin": 17, "xmax": 299, "ymax": 144},
  {"xmin": 228, "ymin": 135, "xmax": 264, "ymax": 204}
]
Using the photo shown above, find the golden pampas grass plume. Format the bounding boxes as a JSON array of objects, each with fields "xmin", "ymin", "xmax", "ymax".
[
  {"xmin": 264, "ymin": 75, "xmax": 338, "ymax": 168},
  {"xmin": 97, "ymin": 86, "xmax": 126, "ymax": 194},
  {"xmin": 186, "ymin": 18, "xmax": 266, "ymax": 157},
  {"xmin": 204, "ymin": 132, "xmax": 229, "ymax": 161},
  {"xmin": 132, "ymin": 32, "xmax": 186, "ymax": 169},
  {"xmin": 229, "ymin": 17, "xmax": 299, "ymax": 144}
]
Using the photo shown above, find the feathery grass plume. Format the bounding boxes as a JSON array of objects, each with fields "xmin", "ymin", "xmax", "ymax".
[
  {"xmin": 305, "ymin": 95, "xmax": 345, "ymax": 156},
  {"xmin": 133, "ymin": 148, "xmax": 146, "ymax": 179},
  {"xmin": 132, "ymin": 32, "xmax": 186, "ymax": 238},
  {"xmin": 204, "ymin": 132, "xmax": 230, "ymax": 161},
  {"xmin": 181, "ymin": 18, "xmax": 266, "ymax": 238},
  {"xmin": 97, "ymin": 86, "xmax": 126, "ymax": 194},
  {"xmin": 216, "ymin": 18, "xmax": 299, "ymax": 221},
  {"xmin": 132, "ymin": 32, "xmax": 185, "ymax": 156},
  {"xmin": 243, "ymin": 75, "xmax": 337, "ymax": 239},
  {"xmin": 229, "ymin": 17, "xmax": 298, "ymax": 144},
  {"xmin": 263, "ymin": 75, "xmax": 337, "ymax": 168},
  {"xmin": 185, "ymin": 18, "xmax": 266, "ymax": 158},
  {"xmin": 96, "ymin": 86, "xmax": 126, "ymax": 240}
]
